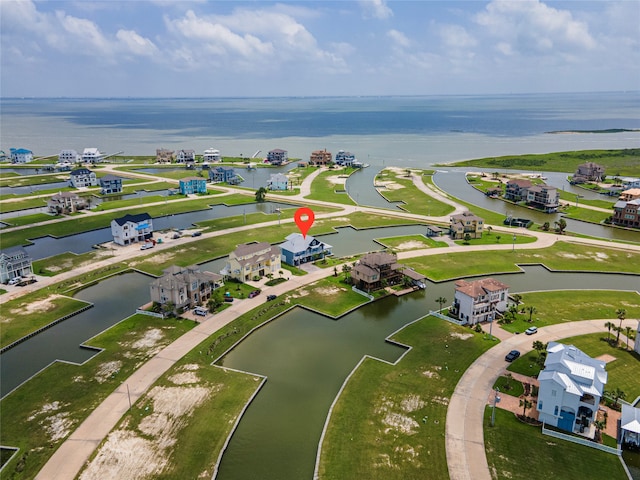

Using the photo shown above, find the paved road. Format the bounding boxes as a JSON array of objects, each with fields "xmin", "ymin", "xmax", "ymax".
[{"xmin": 445, "ymin": 319, "xmax": 638, "ymax": 480}]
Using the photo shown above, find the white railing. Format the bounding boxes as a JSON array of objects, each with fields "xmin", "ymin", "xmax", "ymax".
[{"xmin": 541, "ymin": 423, "xmax": 621, "ymax": 455}]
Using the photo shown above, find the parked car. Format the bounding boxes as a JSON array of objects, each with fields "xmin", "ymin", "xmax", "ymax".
[
  {"xmin": 140, "ymin": 243, "xmax": 154, "ymax": 250},
  {"xmin": 172, "ymin": 233, "xmax": 181, "ymax": 239},
  {"xmin": 505, "ymin": 350, "xmax": 520, "ymax": 362},
  {"xmin": 192, "ymin": 231, "xmax": 202, "ymax": 237},
  {"xmin": 194, "ymin": 307, "xmax": 208, "ymax": 316},
  {"xmin": 224, "ymin": 297, "xmax": 234, "ymax": 303},
  {"xmin": 249, "ymin": 290, "xmax": 261, "ymax": 298},
  {"xmin": 8, "ymin": 276, "xmax": 22, "ymax": 285},
  {"xmin": 266, "ymin": 294, "xmax": 277, "ymax": 301},
  {"xmin": 525, "ymin": 326, "xmax": 538, "ymax": 335}
]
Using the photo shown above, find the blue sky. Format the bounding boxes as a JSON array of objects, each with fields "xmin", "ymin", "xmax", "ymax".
[{"xmin": 1, "ymin": 0, "xmax": 639, "ymax": 97}]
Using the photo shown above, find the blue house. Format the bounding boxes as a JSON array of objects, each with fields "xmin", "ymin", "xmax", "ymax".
[
  {"xmin": 100, "ymin": 174, "xmax": 123, "ymax": 194},
  {"xmin": 279, "ymin": 233, "xmax": 332, "ymax": 266},
  {"xmin": 267, "ymin": 173, "xmax": 289, "ymax": 191},
  {"xmin": 10, "ymin": 148, "xmax": 34, "ymax": 163},
  {"xmin": 179, "ymin": 176, "xmax": 207, "ymax": 195},
  {"xmin": 335, "ymin": 150, "xmax": 356, "ymax": 166},
  {"xmin": 209, "ymin": 166, "xmax": 240, "ymax": 184}
]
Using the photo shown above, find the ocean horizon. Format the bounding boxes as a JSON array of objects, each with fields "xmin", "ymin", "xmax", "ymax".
[{"xmin": 2, "ymin": 91, "xmax": 639, "ymax": 167}]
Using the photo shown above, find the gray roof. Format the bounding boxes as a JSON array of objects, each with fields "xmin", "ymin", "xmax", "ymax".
[
  {"xmin": 280, "ymin": 233, "xmax": 331, "ymax": 253},
  {"xmin": 113, "ymin": 213, "xmax": 152, "ymax": 226}
]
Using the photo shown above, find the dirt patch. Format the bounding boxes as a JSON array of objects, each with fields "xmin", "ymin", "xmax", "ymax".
[
  {"xmin": 168, "ymin": 371, "xmax": 200, "ymax": 385},
  {"xmin": 80, "ymin": 385, "xmax": 214, "ymax": 480},
  {"xmin": 595, "ymin": 354, "xmax": 617, "ymax": 363},
  {"xmin": 326, "ymin": 175, "xmax": 347, "ymax": 186},
  {"xmin": 450, "ymin": 332, "xmax": 474, "ymax": 340},
  {"xmin": 382, "ymin": 412, "xmax": 419, "ymax": 435},
  {"xmin": 314, "ymin": 286, "xmax": 343, "ymax": 296},
  {"xmin": 400, "ymin": 395, "xmax": 425, "ymax": 413},
  {"xmin": 8, "ymin": 294, "xmax": 63, "ymax": 317},
  {"xmin": 376, "ymin": 180, "xmax": 404, "ymax": 191},
  {"xmin": 95, "ymin": 360, "xmax": 123, "ymax": 383},
  {"xmin": 394, "ymin": 240, "xmax": 428, "ymax": 250},
  {"xmin": 422, "ymin": 370, "xmax": 439, "ymax": 379},
  {"xmin": 431, "ymin": 396, "xmax": 449, "ymax": 406},
  {"xmin": 130, "ymin": 328, "xmax": 164, "ymax": 350}
]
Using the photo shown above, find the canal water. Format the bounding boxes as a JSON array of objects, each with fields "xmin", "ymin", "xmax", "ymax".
[{"xmin": 213, "ymin": 265, "xmax": 638, "ymax": 480}]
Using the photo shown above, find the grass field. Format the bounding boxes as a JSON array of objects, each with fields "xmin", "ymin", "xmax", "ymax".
[
  {"xmin": 442, "ymin": 149, "xmax": 640, "ymax": 177},
  {"xmin": 377, "ymin": 234, "xmax": 448, "ymax": 250},
  {"xmin": 305, "ymin": 168, "xmax": 357, "ymax": 205},
  {"xmin": 484, "ymin": 407, "xmax": 627, "ymax": 480},
  {"xmin": 317, "ymin": 317, "xmax": 493, "ymax": 479},
  {"xmin": 0, "ymin": 314, "xmax": 196, "ymax": 479},
  {"xmin": 291, "ymin": 275, "xmax": 369, "ymax": 317}
]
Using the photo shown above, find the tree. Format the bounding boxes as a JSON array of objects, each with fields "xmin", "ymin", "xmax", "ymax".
[
  {"xmin": 532, "ymin": 340, "xmax": 545, "ymax": 358},
  {"xmin": 615, "ymin": 308, "xmax": 626, "ymax": 346},
  {"xmin": 520, "ymin": 398, "xmax": 532, "ymax": 417},
  {"xmin": 333, "ymin": 266, "xmax": 338, "ymax": 277},
  {"xmin": 495, "ymin": 235, "xmax": 501, "ymax": 243},
  {"xmin": 342, "ymin": 264, "xmax": 352, "ymax": 281},
  {"xmin": 492, "ymin": 171, "xmax": 500, "ymax": 180},
  {"xmin": 486, "ymin": 226, "xmax": 493, "ymax": 236},
  {"xmin": 526, "ymin": 305, "xmax": 537, "ymax": 323},
  {"xmin": 511, "ymin": 294, "xmax": 522, "ymax": 306},
  {"xmin": 541, "ymin": 222, "xmax": 550, "ymax": 231},
  {"xmin": 554, "ymin": 218, "xmax": 567, "ymax": 234},
  {"xmin": 604, "ymin": 321, "xmax": 615, "ymax": 343},
  {"xmin": 255, "ymin": 187, "xmax": 267, "ymax": 202},
  {"xmin": 161, "ymin": 301, "xmax": 176, "ymax": 317},
  {"xmin": 435, "ymin": 296, "xmax": 447, "ymax": 311},
  {"xmin": 613, "ymin": 387, "xmax": 626, "ymax": 408},
  {"xmin": 625, "ymin": 326, "xmax": 632, "ymax": 350},
  {"xmin": 463, "ymin": 233, "xmax": 471, "ymax": 244}
]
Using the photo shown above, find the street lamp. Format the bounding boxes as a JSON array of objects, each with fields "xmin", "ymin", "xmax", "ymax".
[
  {"xmin": 512, "ymin": 234, "xmax": 517, "ymax": 252},
  {"xmin": 491, "ymin": 387, "xmax": 501, "ymax": 426},
  {"xmin": 575, "ymin": 194, "xmax": 583, "ymax": 207}
]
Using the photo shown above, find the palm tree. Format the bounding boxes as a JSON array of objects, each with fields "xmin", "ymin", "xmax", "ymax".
[
  {"xmin": 541, "ymin": 221, "xmax": 550, "ymax": 231},
  {"xmin": 532, "ymin": 340, "xmax": 545, "ymax": 359},
  {"xmin": 554, "ymin": 219, "xmax": 567, "ymax": 234},
  {"xmin": 435, "ymin": 296, "xmax": 447, "ymax": 312},
  {"xmin": 511, "ymin": 294, "xmax": 522, "ymax": 306},
  {"xmin": 604, "ymin": 321, "xmax": 615, "ymax": 343},
  {"xmin": 526, "ymin": 305, "xmax": 537, "ymax": 323},
  {"xmin": 486, "ymin": 226, "xmax": 493, "ymax": 236},
  {"xmin": 520, "ymin": 398, "xmax": 532, "ymax": 418},
  {"xmin": 255, "ymin": 187, "xmax": 268, "ymax": 202},
  {"xmin": 495, "ymin": 235, "xmax": 501, "ymax": 243},
  {"xmin": 613, "ymin": 387, "xmax": 626, "ymax": 408},
  {"xmin": 615, "ymin": 308, "xmax": 626, "ymax": 346}
]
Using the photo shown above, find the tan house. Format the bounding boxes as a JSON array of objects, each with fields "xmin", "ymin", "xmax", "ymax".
[
  {"xmin": 449, "ymin": 211, "xmax": 484, "ymax": 239},
  {"xmin": 526, "ymin": 185, "xmax": 559, "ymax": 213},
  {"xmin": 149, "ymin": 265, "xmax": 224, "ymax": 312},
  {"xmin": 572, "ymin": 162, "xmax": 605, "ymax": 183},
  {"xmin": 504, "ymin": 179, "xmax": 533, "ymax": 202},
  {"xmin": 619, "ymin": 188, "xmax": 640, "ymax": 201},
  {"xmin": 47, "ymin": 192, "xmax": 87, "ymax": 213},
  {"xmin": 310, "ymin": 149, "xmax": 332, "ymax": 166},
  {"xmin": 449, "ymin": 277, "xmax": 509, "ymax": 325},
  {"xmin": 156, "ymin": 149, "xmax": 174, "ymax": 163},
  {"xmin": 351, "ymin": 252, "xmax": 403, "ymax": 292},
  {"xmin": 222, "ymin": 242, "xmax": 282, "ymax": 282}
]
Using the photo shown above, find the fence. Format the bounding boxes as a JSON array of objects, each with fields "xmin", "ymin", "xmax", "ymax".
[
  {"xmin": 135, "ymin": 309, "xmax": 165, "ymax": 319},
  {"xmin": 351, "ymin": 286, "xmax": 374, "ymax": 301},
  {"xmin": 429, "ymin": 310, "xmax": 465, "ymax": 326},
  {"xmin": 541, "ymin": 423, "xmax": 621, "ymax": 455}
]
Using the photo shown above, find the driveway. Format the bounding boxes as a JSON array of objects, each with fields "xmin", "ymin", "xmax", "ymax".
[{"xmin": 445, "ymin": 319, "xmax": 636, "ymax": 480}]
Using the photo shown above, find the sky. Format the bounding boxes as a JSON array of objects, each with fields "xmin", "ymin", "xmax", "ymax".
[{"xmin": 1, "ymin": 0, "xmax": 639, "ymax": 97}]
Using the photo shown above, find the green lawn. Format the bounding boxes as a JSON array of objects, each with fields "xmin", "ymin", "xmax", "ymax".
[
  {"xmin": 403, "ymin": 241, "xmax": 640, "ymax": 281},
  {"xmin": 377, "ymin": 234, "xmax": 448, "ymax": 250},
  {"xmin": 306, "ymin": 168, "xmax": 357, "ymax": 205},
  {"xmin": 561, "ymin": 205, "xmax": 611, "ymax": 224},
  {"xmin": 91, "ymin": 194, "xmax": 188, "ymax": 211},
  {"xmin": 0, "ymin": 314, "xmax": 196, "ymax": 480},
  {"xmin": 484, "ymin": 407, "xmax": 627, "ymax": 480},
  {"xmin": 499, "ymin": 290, "xmax": 640, "ymax": 334},
  {"xmin": 318, "ymin": 317, "xmax": 494, "ymax": 479},
  {"xmin": 292, "ymin": 275, "xmax": 369, "ymax": 317},
  {"xmin": 1, "ymin": 213, "xmax": 58, "ymax": 227},
  {"xmin": 442, "ymin": 149, "xmax": 640, "ymax": 177},
  {"xmin": 0, "ymin": 196, "xmax": 51, "ymax": 212},
  {"xmin": 375, "ymin": 169, "xmax": 454, "ymax": 216},
  {"xmin": 453, "ymin": 232, "xmax": 537, "ymax": 246},
  {"xmin": 492, "ymin": 375, "xmax": 525, "ymax": 397}
]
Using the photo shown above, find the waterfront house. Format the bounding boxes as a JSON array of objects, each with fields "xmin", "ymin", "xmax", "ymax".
[
  {"xmin": 335, "ymin": 150, "xmax": 356, "ymax": 166},
  {"xmin": 572, "ymin": 162, "xmax": 605, "ymax": 184},
  {"xmin": 0, "ymin": 246, "xmax": 33, "ymax": 283},
  {"xmin": 203, "ymin": 148, "xmax": 221, "ymax": 163},
  {"xmin": 504, "ymin": 179, "xmax": 533, "ymax": 202},
  {"xmin": 267, "ymin": 149, "xmax": 288, "ymax": 165},
  {"xmin": 156, "ymin": 149, "xmax": 174, "ymax": 163},
  {"xmin": 175, "ymin": 149, "xmax": 196, "ymax": 163},
  {"xmin": 449, "ymin": 277, "xmax": 509, "ymax": 325},
  {"xmin": 10, "ymin": 148, "xmax": 33, "ymax": 164},
  {"xmin": 179, "ymin": 176, "xmax": 207, "ymax": 195},
  {"xmin": 612, "ymin": 198, "xmax": 640, "ymax": 229},
  {"xmin": 100, "ymin": 174, "xmax": 123, "ymax": 194},
  {"xmin": 267, "ymin": 173, "xmax": 289, "ymax": 191},
  {"xmin": 526, "ymin": 185, "xmax": 559, "ymax": 213},
  {"xmin": 111, "ymin": 213, "xmax": 153, "ymax": 246},
  {"xmin": 310, "ymin": 149, "xmax": 333, "ymax": 166},
  {"xmin": 279, "ymin": 233, "xmax": 332, "ymax": 266},
  {"xmin": 222, "ymin": 242, "xmax": 282, "ymax": 282},
  {"xmin": 449, "ymin": 211, "xmax": 484, "ymax": 239},
  {"xmin": 209, "ymin": 166, "xmax": 240, "ymax": 184},
  {"xmin": 619, "ymin": 188, "xmax": 640, "ymax": 201},
  {"xmin": 351, "ymin": 252, "xmax": 403, "ymax": 292},
  {"xmin": 150, "ymin": 265, "xmax": 224, "ymax": 313},
  {"xmin": 59, "ymin": 149, "xmax": 81, "ymax": 163},
  {"xmin": 82, "ymin": 148, "xmax": 103, "ymax": 163},
  {"xmin": 621, "ymin": 404, "xmax": 640, "ymax": 448},
  {"xmin": 622, "ymin": 178, "xmax": 640, "ymax": 189},
  {"xmin": 426, "ymin": 225, "xmax": 444, "ymax": 237},
  {"xmin": 537, "ymin": 342, "xmax": 607, "ymax": 437},
  {"xmin": 47, "ymin": 192, "xmax": 87, "ymax": 213},
  {"xmin": 69, "ymin": 168, "xmax": 98, "ymax": 188}
]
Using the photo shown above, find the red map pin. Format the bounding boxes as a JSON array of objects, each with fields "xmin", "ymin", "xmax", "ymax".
[{"xmin": 294, "ymin": 207, "xmax": 315, "ymax": 238}]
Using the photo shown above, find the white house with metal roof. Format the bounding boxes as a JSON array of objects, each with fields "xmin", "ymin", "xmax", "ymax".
[
  {"xmin": 537, "ymin": 342, "xmax": 607, "ymax": 436},
  {"xmin": 10, "ymin": 148, "xmax": 34, "ymax": 163},
  {"xmin": 621, "ymin": 403, "xmax": 640, "ymax": 447},
  {"xmin": 111, "ymin": 213, "xmax": 154, "ymax": 246}
]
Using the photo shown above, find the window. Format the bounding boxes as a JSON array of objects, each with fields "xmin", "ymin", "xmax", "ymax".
[
  {"xmin": 554, "ymin": 406, "xmax": 559, "ymax": 415},
  {"xmin": 538, "ymin": 401, "xmax": 543, "ymax": 410}
]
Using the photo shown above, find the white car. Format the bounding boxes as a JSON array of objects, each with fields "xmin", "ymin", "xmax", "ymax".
[
  {"xmin": 8, "ymin": 277, "xmax": 22, "ymax": 285},
  {"xmin": 140, "ymin": 243, "xmax": 154, "ymax": 250},
  {"xmin": 525, "ymin": 326, "xmax": 538, "ymax": 335}
]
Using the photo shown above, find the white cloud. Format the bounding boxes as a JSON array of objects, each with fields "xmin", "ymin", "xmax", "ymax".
[
  {"xmin": 116, "ymin": 30, "xmax": 159, "ymax": 57},
  {"xmin": 56, "ymin": 11, "xmax": 113, "ymax": 55},
  {"xmin": 475, "ymin": 0, "xmax": 596, "ymax": 56},
  {"xmin": 386, "ymin": 29, "xmax": 410, "ymax": 48},
  {"xmin": 359, "ymin": 0, "xmax": 393, "ymax": 20},
  {"xmin": 438, "ymin": 24, "xmax": 477, "ymax": 50}
]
